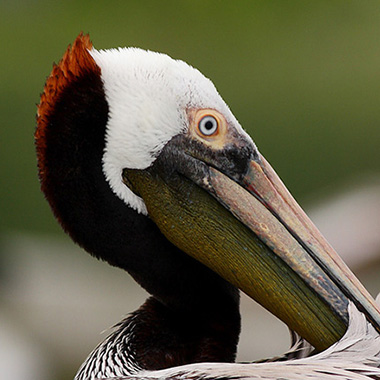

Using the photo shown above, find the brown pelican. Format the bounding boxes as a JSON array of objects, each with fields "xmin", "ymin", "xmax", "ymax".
[{"xmin": 35, "ymin": 34, "xmax": 380, "ymax": 380}]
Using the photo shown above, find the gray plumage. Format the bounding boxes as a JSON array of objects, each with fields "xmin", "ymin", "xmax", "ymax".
[
  {"xmin": 75, "ymin": 314, "xmax": 142, "ymax": 380},
  {"xmin": 101, "ymin": 301, "xmax": 380, "ymax": 380}
]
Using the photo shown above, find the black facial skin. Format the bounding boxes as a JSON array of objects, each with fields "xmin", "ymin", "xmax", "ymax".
[{"xmin": 153, "ymin": 133, "xmax": 258, "ymax": 190}]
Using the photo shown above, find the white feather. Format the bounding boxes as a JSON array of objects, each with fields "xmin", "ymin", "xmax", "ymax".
[
  {"xmin": 111, "ymin": 301, "xmax": 380, "ymax": 380},
  {"xmin": 89, "ymin": 47, "xmax": 250, "ymax": 214}
]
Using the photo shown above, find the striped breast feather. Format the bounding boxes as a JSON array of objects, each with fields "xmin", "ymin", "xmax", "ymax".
[{"xmin": 100, "ymin": 297, "xmax": 380, "ymax": 380}]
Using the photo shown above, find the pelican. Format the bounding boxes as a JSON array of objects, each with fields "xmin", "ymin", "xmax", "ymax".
[{"xmin": 35, "ymin": 34, "xmax": 380, "ymax": 380}]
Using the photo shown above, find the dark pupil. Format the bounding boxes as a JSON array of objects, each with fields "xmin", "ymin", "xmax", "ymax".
[{"xmin": 204, "ymin": 120, "xmax": 214, "ymax": 130}]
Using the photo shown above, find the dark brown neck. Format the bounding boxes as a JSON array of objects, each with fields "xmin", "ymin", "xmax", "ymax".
[{"xmin": 131, "ymin": 296, "xmax": 240, "ymax": 370}]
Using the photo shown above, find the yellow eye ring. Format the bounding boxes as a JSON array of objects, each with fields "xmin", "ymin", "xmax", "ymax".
[{"xmin": 188, "ymin": 108, "xmax": 227, "ymax": 148}]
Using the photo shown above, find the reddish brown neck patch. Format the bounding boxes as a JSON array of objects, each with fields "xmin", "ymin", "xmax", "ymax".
[{"xmin": 35, "ymin": 33, "xmax": 100, "ymax": 182}]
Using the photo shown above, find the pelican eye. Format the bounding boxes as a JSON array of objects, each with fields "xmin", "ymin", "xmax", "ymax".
[{"xmin": 198, "ymin": 115, "xmax": 219, "ymax": 136}]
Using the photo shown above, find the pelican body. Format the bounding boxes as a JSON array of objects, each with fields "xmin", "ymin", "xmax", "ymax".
[{"xmin": 36, "ymin": 34, "xmax": 380, "ymax": 380}]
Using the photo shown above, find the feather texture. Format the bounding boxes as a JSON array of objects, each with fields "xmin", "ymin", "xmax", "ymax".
[{"xmin": 100, "ymin": 301, "xmax": 380, "ymax": 380}]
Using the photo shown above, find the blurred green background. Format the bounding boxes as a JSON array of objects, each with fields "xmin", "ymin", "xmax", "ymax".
[
  {"xmin": 1, "ymin": 1, "xmax": 380, "ymax": 380},
  {"xmin": 2, "ymin": 0, "xmax": 380, "ymax": 235}
]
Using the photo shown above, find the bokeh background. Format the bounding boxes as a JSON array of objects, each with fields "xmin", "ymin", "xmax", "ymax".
[{"xmin": 1, "ymin": 1, "xmax": 380, "ymax": 379}]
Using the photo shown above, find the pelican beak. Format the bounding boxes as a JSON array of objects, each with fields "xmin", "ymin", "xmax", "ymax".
[
  {"xmin": 123, "ymin": 134, "xmax": 380, "ymax": 351},
  {"xmin": 205, "ymin": 154, "xmax": 380, "ymax": 349}
]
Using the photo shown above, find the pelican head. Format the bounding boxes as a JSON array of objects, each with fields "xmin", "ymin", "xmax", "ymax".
[{"xmin": 36, "ymin": 34, "xmax": 380, "ymax": 354}]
